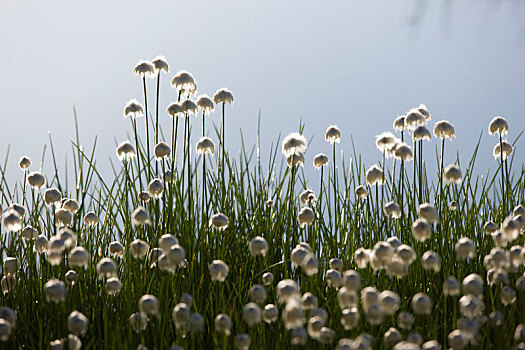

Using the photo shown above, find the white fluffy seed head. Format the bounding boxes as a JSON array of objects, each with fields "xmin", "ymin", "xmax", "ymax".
[
  {"xmin": 493, "ymin": 141, "xmax": 513, "ymax": 160},
  {"xmin": 355, "ymin": 185, "xmax": 368, "ymax": 199},
  {"xmin": 18, "ymin": 156, "xmax": 31, "ymax": 170},
  {"xmin": 215, "ymin": 313, "xmax": 232, "ymax": 335},
  {"xmin": 213, "ymin": 88, "xmax": 234, "ymax": 105},
  {"xmin": 249, "ymin": 236, "xmax": 269, "ymax": 257},
  {"xmin": 433, "ymin": 120, "xmax": 455, "ymax": 139},
  {"xmin": 172, "ymin": 71, "xmax": 197, "ymax": 97},
  {"xmin": 133, "ymin": 60, "xmax": 156, "ymax": 78},
  {"xmin": 411, "ymin": 292, "xmax": 432, "ymax": 315},
  {"xmin": 148, "ymin": 178, "xmax": 164, "ymax": 199},
  {"xmin": 139, "ymin": 294, "xmax": 159, "ymax": 316},
  {"xmin": 96, "ymin": 258, "xmax": 117, "ymax": 279},
  {"xmin": 488, "ymin": 116, "xmax": 509, "ymax": 136},
  {"xmin": 116, "ymin": 140, "xmax": 136, "ymax": 161},
  {"xmin": 44, "ymin": 278, "xmax": 66, "ymax": 303},
  {"xmin": 132, "ymin": 207, "xmax": 150, "ymax": 226},
  {"xmin": 166, "ymin": 103, "xmax": 184, "ymax": 117},
  {"xmin": 242, "ymin": 302, "xmax": 261, "ymax": 326},
  {"xmin": 196, "ymin": 94, "xmax": 214, "ymax": 114},
  {"xmin": 297, "ymin": 207, "xmax": 315, "ymax": 228},
  {"xmin": 2, "ymin": 209, "xmax": 22, "ymax": 232},
  {"xmin": 154, "ymin": 142, "xmax": 170, "ymax": 160},
  {"xmin": 123, "ymin": 99, "xmax": 144, "ymax": 119},
  {"xmin": 421, "ymin": 251, "xmax": 441, "ymax": 272},
  {"xmin": 282, "ymin": 132, "xmax": 307, "ymax": 157},
  {"xmin": 384, "ymin": 201, "xmax": 402, "ymax": 219},
  {"xmin": 393, "ymin": 115, "xmax": 406, "ymax": 131},
  {"xmin": 67, "ymin": 310, "xmax": 89, "ymax": 336},
  {"xmin": 418, "ymin": 203, "xmax": 439, "ymax": 223},
  {"xmin": 412, "ymin": 218, "xmax": 431, "ymax": 242},
  {"xmin": 313, "ymin": 153, "xmax": 329, "ymax": 169},
  {"xmin": 413, "ymin": 125, "xmax": 432, "ymax": 141},
  {"xmin": 152, "ymin": 55, "xmax": 169, "ymax": 73},
  {"xmin": 44, "ymin": 188, "xmax": 62, "ymax": 205},
  {"xmin": 210, "ymin": 213, "xmax": 229, "ymax": 230},
  {"xmin": 444, "ymin": 164, "xmax": 462, "ymax": 184},
  {"xmin": 27, "ymin": 171, "xmax": 46, "ymax": 189},
  {"xmin": 366, "ymin": 165, "xmax": 384, "ymax": 186},
  {"xmin": 375, "ymin": 132, "xmax": 396, "ymax": 152},
  {"xmin": 209, "ymin": 260, "xmax": 229, "ymax": 282},
  {"xmin": 325, "ymin": 125, "xmax": 341, "ymax": 144},
  {"xmin": 394, "ymin": 143, "xmax": 413, "ymax": 161},
  {"xmin": 196, "ymin": 137, "xmax": 215, "ymax": 155},
  {"xmin": 455, "ymin": 237, "xmax": 476, "ymax": 260}
]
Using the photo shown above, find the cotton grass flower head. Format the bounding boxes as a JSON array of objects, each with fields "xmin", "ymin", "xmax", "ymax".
[
  {"xmin": 96, "ymin": 258, "xmax": 117, "ymax": 279},
  {"xmin": 412, "ymin": 292, "xmax": 432, "ymax": 315},
  {"xmin": 393, "ymin": 115, "xmax": 406, "ymax": 131},
  {"xmin": 282, "ymin": 132, "xmax": 307, "ymax": 157},
  {"xmin": 235, "ymin": 334, "xmax": 250, "ymax": 350},
  {"xmin": 342, "ymin": 270, "xmax": 361, "ymax": 291},
  {"xmin": 418, "ymin": 203, "xmax": 439, "ymax": 223},
  {"xmin": 148, "ymin": 178, "xmax": 164, "ymax": 198},
  {"xmin": 172, "ymin": 303, "xmax": 190, "ymax": 329},
  {"xmin": 413, "ymin": 125, "xmax": 432, "ymax": 141},
  {"xmin": 455, "ymin": 237, "xmax": 476, "ymax": 260},
  {"xmin": 109, "ymin": 241, "xmax": 124, "ymax": 257},
  {"xmin": 325, "ymin": 269, "xmax": 343, "ymax": 289},
  {"xmin": 355, "ymin": 185, "xmax": 368, "ymax": 199},
  {"xmin": 462, "ymin": 274, "xmax": 484, "ymax": 298},
  {"xmin": 287, "ymin": 152, "xmax": 304, "ymax": 167},
  {"xmin": 168, "ymin": 244, "xmax": 185, "ymax": 265},
  {"xmin": 166, "ymin": 103, "xmax": 184, "ymax": 117},
  {"xmin": 297, "ymin": 206, "xmax": 314, "ymax": 228},
  {"xmin": 159, "ymin": 234, "xmax": 178, "ymax": 253},
  {"xmin": 384, "ymin": 202, "xmax": 401, "ymax": 219},
  {"xmin": 493, "ymin": 141, "xmax": 513, "ymax": 160},
  {"xmin": 27, "ymin": 171, "xmax": 46, "ymax": 189},
  {"xmin": 210, "ymin": 213, "xmax": 229, "ymax": 230},
  {"xmin": 488, "ymin": 116, "xmax": 509, "ymax": 136},
  {"xmin": 83, "ymin": 211, "xmax": 99, "ymax": 227},
  {"xmin": 379, "ymin": 291, "xmax": 401, "ymax": 315},
  {"xmin": 330, "ymin": 258, "xmax": 343, "ymax": 272},
  {"xmin": 65, "ymin": 270, "xmax": 78, "ymax": 285},
  {"xmin": 412, "ymin": 218, "xmax": 431, "ymax": 242},
  {"xmin": 2, "ymin": 209, "xmax": 22, "ymax": 232},
  {"xmin": 133, "ymin": 60, "xmax": 156, "ymax": 78},
  {"xmin": 262, "ymin": 304, "xmax": 278, "ymax": 323},
  {"xmin": 130, "ymin": 239, "xmax": 150, "ymax": 259},
  {"xmin": 139, "ymin": 294, "xmax": 159, "ymax": 316},
  {"xmin": 262, "ymin": 272, "xmax": 274, "ymax": 286},
  {"xmin": 394, "ymin": 143, "xmax": 413, "ymax": 161},
  {"xmin": 459, "ymin": 295, "xmax": 484, "ymax": 318},
  {"xmin": 340, "ymin": 307, "xmax": 359, "ymax": 330},
  {"xmin": 276, "ymin": 279, "xmax": 299, "ymax": 304},
  {"xmin": 196, "ymin": 137, "xmax": 215, "ymax": 155},
  {"xmin": 313, "ymin": 153, "xmax": 329, "ymax": 169},
  {"xmin": 291, "ymin": 327, "xmax": 308, "ymax": 345},
  {"xmin": 215, "ymin": 314, "xmax": 232, "ymax": 335},
  {"xmin": 154, "ymin": 142, "xmax": 170, "ymax": 160},
  {"xmin": 21, "ymin": 225, "xmax": 38, "ymax": 240},
  {"xmin": 501, "ymin": 286, "xmax": 517, "ymax": 306},
  {"xmin": 250, "ymin": 284, "xmax": 267, "ymax": 304},
  {"xmin": 301, "ymin": 292, "xmax": 318, "ymax": 309},
  {"xmin": 433, "ymin": 120, "xmax": 455, "ymax": 139},
  {"xmin": 129, "ymin": 312, "xmax": 148, "ymax": 333},
  {"xmin": 354, "ymin": 247, "xmax": 370, "ymax": 269},
  {"xmin": 18, "ymin": 156, "xmax": 31, "ymax": 170},
  {"xmin": 0, "ymin": 307, "xmax": 16, "ymax": 330},
  {"xmin": 181, "ymin": 99, "xmax": 198, "ymax": 115},
  {"xmin": 404, "ymin": 109, "xmax": 426, "ymax": 131},
  {"xmin": 444, "ymin": 164, "xmax": 462, "ymax": 184},
  {"xmin": 116, "ymin": 141, "xmax": 136, "ymax": 161},
  {"xmin": 68, "ymin": 247, "xmax": 90, "ymax": 268},
  {"xmin": 242, "ymin": 302, "xmax": 261, "ymax": 326},
  {"xmin": 196, "ymin": 94, "xmax": 214, "ymax": 114},
  {"xmin": 44, "ymin": 278, "xmax": 66, "ymax": 303},
  {"xmin": 282, "ymin": 299, "xmax": 305, "ymax": 329},
  {"xmin": 421, "ymin": 251, "xmax": 441, "ymax": 272},
  {"xmin": 44, "ymin": 188, "xmax": 62, "ymax": 205},
  {"xmin": 213, "ymin": 88, "xmax": 234, "ymax": 105},
  {"xmin": 375, "ymin": 132, "xmax": 396, "ymax": 152},
  {"xmin": 152, "ymin": 55, "xmax": 169, "ymax": 73},
  {"xmin": 124, "ymin": 99, "xmax": 144, "ymax": 119},
  {"xmin": 395, "ymin": 244, "xmax": 416, "ymax": 264},
  {"xmin": 132, "ymin": 206, "xmax": 150, "ymax": 226},
  {"xmin": 209, "ymin": 260, "xmax": 229, "ymax": 282},
  {"xmin": 418, "ymin": 104, "xmax": 431, "ymax": 121},
  {"xmin": 365, "ymin": 165, "xmax": 384, "ymax": 186},
  {"xmin": 249, "ymin": 236, "xmax": 269, "ymax": 257},
  {"xmin": 325, "ymin": 125, "xmax": 341, "ymax": 144},
  {"xmin": 172, "ymin": 71, "xmax": 197, "ymax": 97}
]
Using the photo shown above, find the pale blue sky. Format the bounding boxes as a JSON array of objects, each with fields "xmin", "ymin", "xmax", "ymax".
[{"xmin": 1, "ymin": 0, "xmax": 524, "ymax": 186}]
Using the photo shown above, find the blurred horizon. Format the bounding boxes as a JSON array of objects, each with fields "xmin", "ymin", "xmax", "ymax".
[{"xmin": 1, "ymin": 0, "xmax": 524, "ymax": 189}]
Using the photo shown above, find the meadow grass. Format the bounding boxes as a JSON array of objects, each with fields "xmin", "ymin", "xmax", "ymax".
[{"xmin": 0, "ymin": 58, "xmax": 524, "ymax": 350}]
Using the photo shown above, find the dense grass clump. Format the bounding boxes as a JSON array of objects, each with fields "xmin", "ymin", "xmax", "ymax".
[{"xmin": 0, "ymin": 57, "xmax": 524, "ymax": 350}]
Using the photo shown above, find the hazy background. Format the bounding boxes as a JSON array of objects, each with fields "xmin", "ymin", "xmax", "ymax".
[{"xmin": 1, "ymin": 0, "xmax": 524, "ymax": 188}]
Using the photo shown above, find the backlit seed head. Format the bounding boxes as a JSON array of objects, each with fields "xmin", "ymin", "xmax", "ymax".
[
  {"xmin": 133, "ymin": 60, "xmax": 156, "ymax": 78},
  {"xmin": 166, "ymin": 103, "xmax": 184, "ymax": 117},
  {"xmin": 262, "ymin": 304, "xmax": 278, "ymax": 323},
  {"xmin": 384, "ymin": 327, "xmax": 402, "ymax": 346},
  {"xmin": 235, "ymin": 334, "xmax": 250, "ymax": 350},
  {"xmin": 433, "ymin": 120, "xmax": 455, "ymax": 139},
  {"xmin": 181, "ymin": 99, "xmax": 198, "ymax": 115},
  {"xmin": 116, "ymin": 140, "xmax": 136, "ymax": 161},
  {"xmin": 412, "ymin": 292, "xmax": 432, "ymax": 315},
  {"xmin": 0, "ymin": 307, "xmax": 16, "ymax": 330},
  {"xmin": 297, "ymin": 207, "xmax": 314, "ymax": 228},
  {"xmin": 379, "ymin": 291, "xmax": 400, "ymax": 315},
  {"xmin": 276, "ymin": 279, "xmax": 299, "ymax": 304},
  {"xmin": 443, "ymin": 164, "xmax": 461, "ymax": 184},
  {"xmin": 418, "ymin": 203, "xmax": 439, "ymax": 223},
  {"xmin": 44, "ymin": 278, "xmax": 66, "ymax": 303},
  {"xmin": 422, "ymin": 340, "xmax": 441, "ymax": 350},
  {"xmin": 148, "ymin": 179, "xmax": 164, "ymax": 199},
  {"xmin": 398, "ymin": 311, "xmax": 414, "ymax": 330},
  {"xmin": 340, "ymin": 307, "xmax": 359, "ymax": 331},
  {"xmin": 501, "ymin": 286, "xmax": 517, "ymax": 306},
  {"xmin": 44, "ymin": 188, "xmax": 62, "ymax": 205},
  {"xmin": 407, "ymin": 332, "xmax": 424, "ymax": 346},
  {"xmin": 210, "ymin": 213, "xmax": 229, "ymax": 230},
  {"xmin": 325, "ymin": 125, "xmax": 341, "ymax": 144},
  {"xmin": 209, "ymin": 260, "xmax": 229, "ymax": 282},
  {"xmin": 249, "ymin": 236, "xmax": 269, "ymax": 257},
  {"xmin": 291, "ymin": 326, "xmax": 308, "ymax": 345},
  {"xmin": 152, "ymin": 55, "xmax": 169, "ymax": 73},
  {"xmin": 1, "ymin": 275, "xmax": 16, "ymax": 295},
  {"xmin": 154, "ymin": 142, "xmax": 170, "ymax": 160},
  {"xmin": 394, "ymin": 143, "xmax": 413, "ymax": 161},
  {"xmin": 300, "ymin": 189, "xmax": 317, "ymax": 205},
  {"xmin": 393, "ymin": 115, "xmax": 406, "ymax": 131},
  {"xmin": 130, "ymin": 239, "xmax": 149, "ymax": 260},
  {"xmin": 242, "ymin": 302, "xmax": 261, "ymax": 326},
  {"xmin": 250, "ymin": 284, "xmax": 267, "ymax": 304},
  {"xmin": 21, "ymin": 225, "xmax": 38, "ymax": 240},
  {"xmin": 329, "ymin": 258, "xmax": 344, "ymax": 272},
  {"xmin": 132, "ymin": 207, "xmax": 150, "ymax": 226},
  {"xmin": 418, "ymin": 104, "xmax": 431, "ymax": 121},
  {"xmin": 354, "ymin": 247, "xmax": 370, "ymax": 269},
  {"xmin": 375, "ymin": 132, "xmax": 396, "ymax": 152},
  {"xmin": 172, "ymin": 302, "xmax": 190, "ymax": 329},
  {"xmin": 138, "ymin": 191, "xmax": 151, "ymax": 202},
  {"xmin": 172, "ymin": 71, "xmax": 197, "ymax": 97},
  {"xmin": 413, "ymin": 125, "xmax": 432, "ymax": 141},
  {"xmin": 9, "ymin": 203, "xmax": 25, "ymax": 217},
  {"xmin": 448, "ymin": 330, "xmax": 467, "ymax": 349},
  {"xmin": 462, "ymin": 274, "xmax": 484, "ymax": 298},
  {"xmin": 395, "ymin": 244, "xmax": 416, "ymax": 264},
  {"xmin": 54, "ymin": 208, "xmax": 72, "ymax": 228},
  {"xmin": 27, "ymin": 171, "xmax": 46, "ymax": 189},
  {"xmin": 129, "ymin": 312, "xmax": 148, "ymax": 333},
  {"xmin": 83, "ymin": 211, "xmax": 99, "ymax": 227},
  {"xmin": 124, "ymin": 99, "xmax": 144, "ymax": 119},
  {"xmin": 405, "ymin": 109, "xmax": 426, "ymax": 131},
  {"xmin": 355, "ymin": 185, "xmax": 368, "ymax": 199},
  {"xmin": 287, "ymin": 152, "xmax": 304, "ymax": 167},
  {"xmin": 385, "ymin": 255, "xmax": 409, "ymax": 278},
  {"xmin": 109, "ymin": 241, "xmax": 124, "ymax": 257},
  {"xmin": 325, "ymin": 269, "xmax": 343, "ymax": 289},
  {"xmin": 282, "ymin": 132, "xmax": 307, "ymax": 157},
  {"xmin": 412, "ymin": 218, "xmax": 431, "ymax": 242},
  {"xmin": 0, "ymin": 319, "xmax": 11, "ymax": 341},
  {"xmin": 365, "ymin": 165, "xmax": 384, "ymax": 186},
  {"xmin": 196, "ymin": 137, "xmax": 215, "ymax": 155},
  {"xmin": 283, "ymin": 299, "xmax": 305, "ymax": 329},
  {"xmin": 387, "ymin": 236, "xmax": 402, "ymax": 248},
  {"xmin": 455, "ymin": 237, "xmax": 476, "ymax": 260},
  {"xmin": 196, "ymin": 95, "xmax": 214, "ymax": 114},
  {"xmin": 262, "ymin": 272, "xmax": 274, "ymax": 285},
  {"xmin": 68, "ymin": 247, "xmax": 90, "ymax": 268},
  {"xmin": 342, "ymin": 270, "xmax": 361, "ymax": 290},
  {"xmin": 215, "ymin": 314, "xmax": 232, "ymax": 335},
  {"xmin": 213, "ymin": 88, "xmax": 233, "ymax": 105},
  {"xmin": 361, "ymin": 287, "xmax": 379, "ymax": 312},
  {"xmin": 2, "ymin": 209, "xmax": 22, "ymax": 232},
  {"xmin": 96, "ymin": 258, "xmax": 117, "ymax": 279},
  {"xmin": 301, "ymin": 292, "xmax": 318, "ymax": 309},
  {"xmin": 65, "ymin": 270, "xmax": 78, "ymax": 285},
  {"xmin": 337, "ymin": 287, "xmax": 358, "ymax": 309},
  {"xmin": 168, "ymin": 244, "xmax": 185, "ymax": 265},
  {"xmin": 266, "ymin": 199, "xmax": 274, "ymax": 208},
  {"xmin": 493, "ymin": 141, "xmax": 513, "ymax": 160},
  {"xmin": 384, "ymin": 201, "xmax": 401, "ymax": 219},
  {"xmin": 313, "ymin": 153, "xmax": 329, "ymax": 169},
  {"xmin": 421, "ymin": 251, "xmax": 441, "ymax": 272},
  {"xmin": 302, "ymin": 254, "xmax": 319, "ymax": 276},
  {"xmin": 19, "ymin": 156, "xmax": 31, "ymax": 170},
  {"xmin": 449, "ymin": 200, "xmax": 458, "ymax": 211},
  {"xmin": 2, "ymin": 258, "xmax": 19, "ymax": 276},
  {"xmin": 488, "ymin": 116, "xmax": 509, "ymax": 136},
  {"xmin": 139, "ymin": 294, "xmax": 159, "ymax": 316},
  {"xmin": 159, "ymin": 234, "xmax": 178, "ymax": 253},
  {"xmin": 318, "ymin": 326, "xmax": 336, "ymax": 344},
  {"xmin": 459, "ymin": 294, "xmax": 484, "ymax": 318},
  {"xmin": 365, "ymin": 302, "xmax": 384, "ymax": 325},
  {"xmin": 35, "ymin": 235, "xmax": 49, "ymax": 253}
]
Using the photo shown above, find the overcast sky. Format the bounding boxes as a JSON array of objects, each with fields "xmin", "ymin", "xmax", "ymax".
[{"xmin": 1, "ymin": 0, "xmax": 524, "ymax": 189}]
